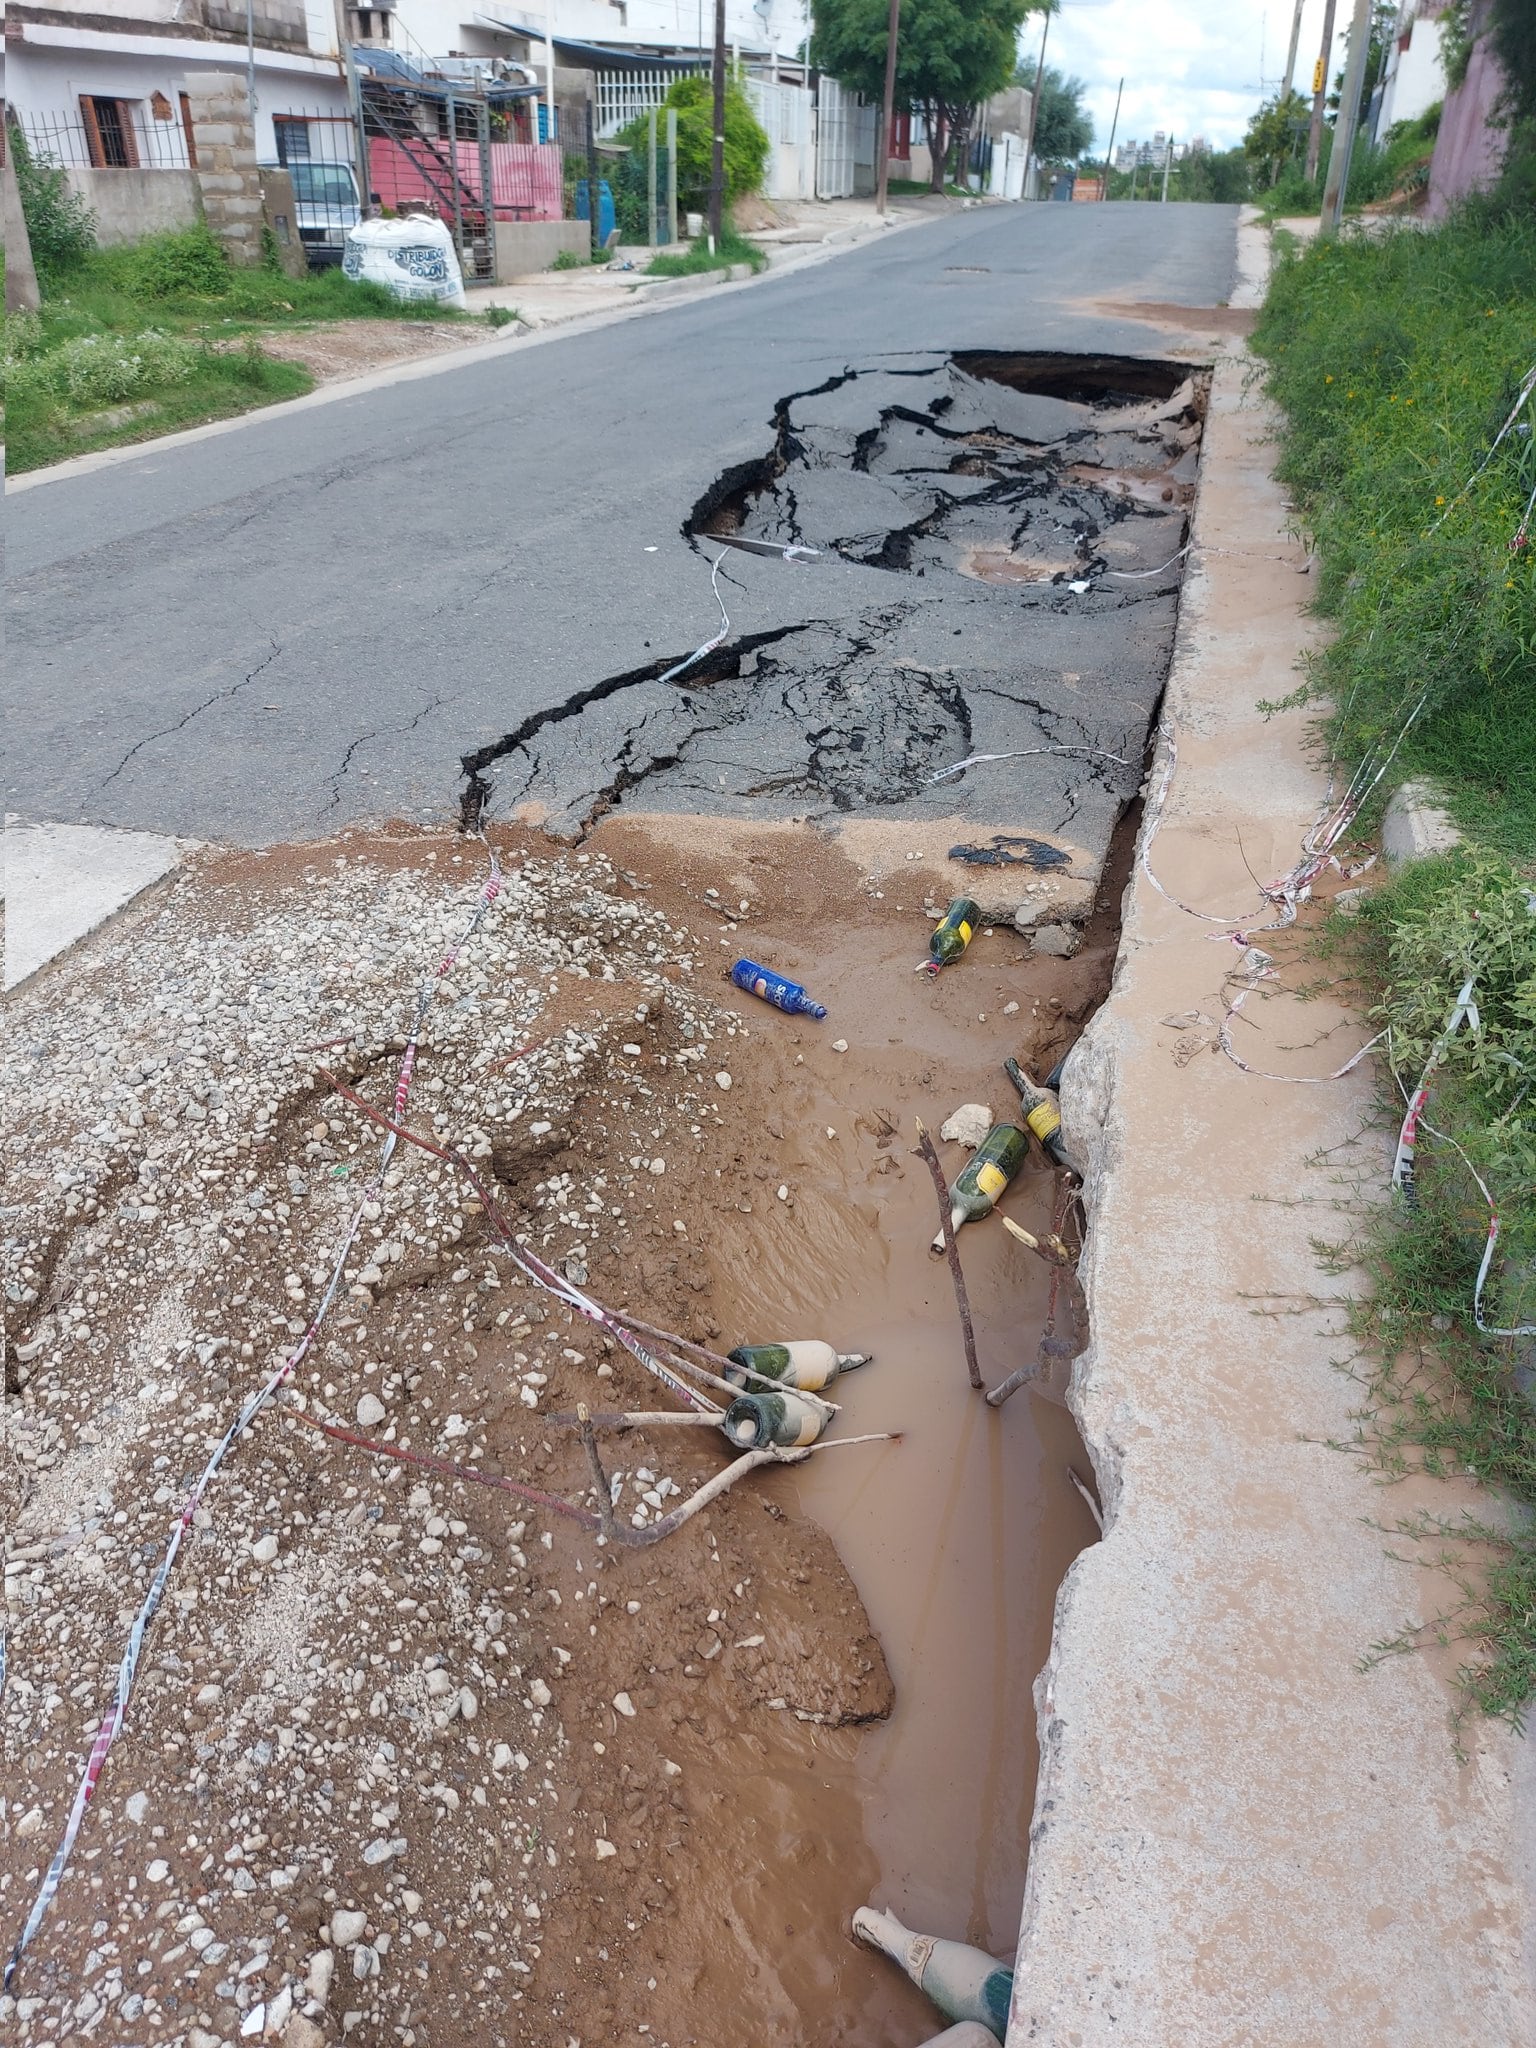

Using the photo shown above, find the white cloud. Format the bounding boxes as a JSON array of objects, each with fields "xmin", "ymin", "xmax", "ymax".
[{"xmin": 1026, "ymin": 0, "xmax": 1352, "ymax": 154}]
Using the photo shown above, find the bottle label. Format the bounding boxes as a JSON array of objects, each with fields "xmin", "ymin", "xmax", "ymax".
[
  {"xmin": 956, "ymin": 920, "xmax": 973, "ymax": 947},
  {"xmin": 975, "ymin": 1162, "xmax": 1008, "ymax": 1199},
  {"xmin": 1026, "ymin": 1101, "xmax": 1061, "ymax": 1142}
]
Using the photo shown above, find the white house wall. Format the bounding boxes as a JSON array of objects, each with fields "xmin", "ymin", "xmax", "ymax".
[
  {"xmin": 8, "ymin": 37, "xmax": 349, "ymax": 161},
  {"xmin": 392, "ymin": 0, "xmax": 809, "ymax": 66}
]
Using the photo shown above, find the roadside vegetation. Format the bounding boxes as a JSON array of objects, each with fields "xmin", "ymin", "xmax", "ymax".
[
  {"xmin": 4, "ymin": 134, "xmax": 497, "ymax": 471},
  {"xmin": 646, "ymin": 225, "xmax": 767, "ymax": 278},
  {"xmin": 1254, "ymin": 186, "xmax": 1536, "ymax": 1722}
]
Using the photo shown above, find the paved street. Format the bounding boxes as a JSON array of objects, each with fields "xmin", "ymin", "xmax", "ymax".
[{"xmin": 7, "ymin": 203, "xmax": 1238, "ymax": 847}]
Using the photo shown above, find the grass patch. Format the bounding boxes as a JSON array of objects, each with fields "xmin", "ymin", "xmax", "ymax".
[
  {"xmin": 3, "ymin": 224, "xmax": 504, "ymax": 470},
  {"xmin": 645, "ymin": 226, "xmax": 767, "ymax": 277},
  {"xmin": 884, "ymin": 177, "xmax": 973, "ymax": 198},
  {"xmin": 1316, "ymin": 853, "xmax": 1536, "ymax": 1728},
  {"xmin": 3, "ymin": 324, "xmax": 312, "ymax": 472},
  {"xmin": 1257, "ymin": 209, "xmax": 1536, "ymax": 1726},
  {"xmin": 1253, "ymin": 212, "xmax": 1536, "ymax": 861}
]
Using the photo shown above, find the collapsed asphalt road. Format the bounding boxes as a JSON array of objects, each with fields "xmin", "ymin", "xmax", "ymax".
[
  {"xmin": 461, "ymin": 352, "xmax": 1200, "ymax": 893},
  {"xmin": 6, "ymin": 204, "xmax": 1239, "ymax": 849}
]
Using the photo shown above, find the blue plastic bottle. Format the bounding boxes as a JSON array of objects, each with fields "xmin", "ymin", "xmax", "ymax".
[{"xmin": 730, "ymin": 958, "xmax": 828, "ymax": 1020}]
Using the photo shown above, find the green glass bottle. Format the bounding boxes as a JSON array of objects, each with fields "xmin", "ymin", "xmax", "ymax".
[
  {"xmin": 924, "ymin": 897, "xmax": 981, "ymax": 973},
  {"xmin": 722, "ymin": 1389, "xmax": 828, "ymax": 1449},
  {"xmin": 931, "ymin": 1121, "xmax": 1027, "ymax": 1250},
  {"xmin": 1004, "ymin": 1058, "xmax": 1075, "ymax": 1172},
  {"xmin": 724, "ymin": 1340, "xmax": 870, "ymax": 1392}
]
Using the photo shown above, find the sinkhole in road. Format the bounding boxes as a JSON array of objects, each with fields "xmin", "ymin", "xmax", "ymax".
[
  {"xmin": 460, "ymin": 350, "xmax": 1204, "ymax": 864},
  {"xmin": 454, "ymin": 353, "xmax": 1207, "ymax": 2042}
]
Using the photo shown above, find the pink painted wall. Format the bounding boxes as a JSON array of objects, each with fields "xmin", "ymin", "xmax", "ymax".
[
  {"xmin": 367, "ymin": 138, "xmax": 563, "ymax": 222},
  {"xmin": 1425, "ymin": 0, "xmax": 1510, "ymax": 218}
]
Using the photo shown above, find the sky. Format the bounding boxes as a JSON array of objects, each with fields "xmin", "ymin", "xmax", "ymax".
[{"xmin": 1023, "ymin": 0, "xmax": 1355, "ymax": 155}]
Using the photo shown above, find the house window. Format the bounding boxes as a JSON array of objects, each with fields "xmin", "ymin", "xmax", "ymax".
[
  {"xmin": 274, "ymin": 118, "xmax": 312, "ymax": 164},
  {"xmin": 80, "ymin": 95, "xmax": 140, "ymax": 168},
  {"xmin": 349, "ymin": 8, "xmax": 392, "ymax": 42}
]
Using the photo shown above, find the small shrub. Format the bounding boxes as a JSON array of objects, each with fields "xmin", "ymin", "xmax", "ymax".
[
  {"xmin": 10, "ymin": 124, "xmax": 97, "ymax": 282},
  {"xmin": 126, "ymin": 225, "xmax": 231, "ymax": 301},
  {"xmin": 551, "ymin": 247, "xmax": 587, "ymax": 270}
]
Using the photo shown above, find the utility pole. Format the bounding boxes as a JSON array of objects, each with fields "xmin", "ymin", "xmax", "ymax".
[
  {"xmin": 1304, "ymin": 0, "xmax": 1338, "ymax": 181},
  {"xmin": 1321, "ymin": 0, "xmax": 1373, "ymax": 230},
  {"xmin": 1101, "ymin": 73, "xmax": 1122, "ymax": 198},
  {"xmin": 1160, "ymin": 131, "xmax": 1173, "ymax": 201},
  {"xmin": 875, "ymin": 0, "xmax": 901, "ymax": 216},
  {"xmin": 1022, "ymin": 5, "xmax": 1051, "ymax": 198},
  {"xmin": 1282, "ymin": 0, "xmax": 1305, "ymax": 96},
  {"xmin": 707, "ymin": 0, "xmax": 726, "ymax": 246},
  {"xmin": 544, "ymin": 0, "xmax": 557, "ymax": 146}
]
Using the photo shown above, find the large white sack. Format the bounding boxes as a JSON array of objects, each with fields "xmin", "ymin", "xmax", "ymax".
[{"xmin": 343, "ymin": 215, "xmax": 468, "ymax": 309}]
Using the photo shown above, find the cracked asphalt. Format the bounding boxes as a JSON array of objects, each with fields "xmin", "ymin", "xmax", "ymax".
[{"xmin": 6, "ymin": 203, "xmax": 1238, "ymax": 847}]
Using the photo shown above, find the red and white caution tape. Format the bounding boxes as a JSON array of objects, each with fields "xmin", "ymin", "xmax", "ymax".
[
  {"xmin": 1390, "ymin": 975, "xmax": 1479, "ymax": 1206},
  {"xmin": 656, "ymin": 551, "xmax": 733, "ymax": 687},
  {"xmin": 4, "ymin": 839, "xmax": 504, "ymax": 1992}
]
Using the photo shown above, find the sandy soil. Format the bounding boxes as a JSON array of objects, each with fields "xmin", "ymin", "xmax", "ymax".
[
  {"xmin": 254, "ymin": 323, "xmax": 500, "ymax": 386},
  {"xmin": 2, "ymin": 812, "xmax": 1117, "ymax": 2048}
]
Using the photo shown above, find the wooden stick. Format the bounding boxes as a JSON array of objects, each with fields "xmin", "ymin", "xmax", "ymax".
[
  {"xmin": 984, "ymin": 1356, "xmax": 1041, "ymax": 1408},
  {"xmin": 575, "ymin": 1403, "xmax": 782, "ymax": 1548},
  {"xmin": 1067, "ymin": 1464, "xmax": 1104, "ymax": 1532},
  {"xmin": 547, "ymin": 1408, "xmax": 726, "ymax": 1432},
  {"xmin": 1002, "ymin": 1215, "xmax": 1075, "ymax": 1266},
  {"xmin": 914, "ymin": 1117, "xmax": 983, "ymax": 1392},
  {"xmin": 608, "ymin": 1307, "xmax": 826, "ymax": 1402}
]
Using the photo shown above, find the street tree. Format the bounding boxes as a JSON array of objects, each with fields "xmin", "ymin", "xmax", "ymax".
[
  {"xmin": 813, "ymin": 0, "xmax": 1038, "ymax": 190},
  {"xmin": 1244, "ymin": 88, "xmax": 1310, "ymax": 187},
  {"xmin": 1011, "ymin": 60, "xmax": 1093, "ymax": 161}
]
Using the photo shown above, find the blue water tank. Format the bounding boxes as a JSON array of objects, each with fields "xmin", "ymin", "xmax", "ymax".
[{"xmin": 574, "ymin": 179, "xmax": 617, "ymax": 245}]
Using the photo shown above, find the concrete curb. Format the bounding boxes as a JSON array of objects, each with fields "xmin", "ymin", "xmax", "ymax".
[
  {"xmin": 2, "ymin": 820, "xmax": 198, "ymax": 992},
  {"xmin": 8, "ymin": 210, "xmax": 933, "ymax": 494},
  {"xmin": 1382, "ymin": 778, "xmax": 1462, "ymax": 864},
  {"xmin": 1006, "ymin": 222, "xmax": 1535, "ymax": 2044}
]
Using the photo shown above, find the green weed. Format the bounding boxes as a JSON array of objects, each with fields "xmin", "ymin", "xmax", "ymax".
[{"xmin": 645, "ymin": 226, "xmax": 766, "ymax": 278}]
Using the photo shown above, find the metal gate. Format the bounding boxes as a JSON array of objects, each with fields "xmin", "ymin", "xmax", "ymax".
[{"xmin": 815, "ymin": 74, "xmax": 857, "ymax": 199}]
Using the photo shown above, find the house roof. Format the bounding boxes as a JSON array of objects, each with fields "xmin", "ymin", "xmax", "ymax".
[{"xmin": 477, "ymin": 16, "xmax": 766, "ymax": 67}]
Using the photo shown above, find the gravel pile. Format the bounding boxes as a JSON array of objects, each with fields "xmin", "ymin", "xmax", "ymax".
[{"xmin": 0, "ymin": 831, "xmax": 877, "ymax": 2048}]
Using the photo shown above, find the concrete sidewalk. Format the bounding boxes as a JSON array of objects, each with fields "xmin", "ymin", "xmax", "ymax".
[{"xmin": 1009, "ymin": 216, "xmax": 1536, "ymax": 2044}]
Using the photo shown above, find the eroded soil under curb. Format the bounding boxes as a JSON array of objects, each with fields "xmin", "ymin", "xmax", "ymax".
[{"xmin": 2, "ymin": 808, "xmax": 1122, "ymax": 2048}]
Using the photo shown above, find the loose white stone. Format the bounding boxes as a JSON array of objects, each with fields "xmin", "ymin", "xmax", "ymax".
[
  {"xmin": 146, "ymin": 1858, "xmax": 169, "ymax": 1882},
  {"xmin": 831, "ymin": 1039, "xmax": 848, "ymax": 1054},
  {"xmin": 940, "ymin": 1103, "xmax": 993, "ymax": 1149},
  {"xmin": 612, "ymin": 1691, "xmax": 637, "ymax": 1719},
  {"xmin": 330, "ymin": 1909, "xmax": 368, "ymax": 1948},
  {"xmin": 714, "ymin": 1072, "xmax": 732, "ymax": 1091},
  {"xmin": 250, "ymin": 1533, "xmax": 279, "ymax": 1566},
  {"xmin": 595, "ymin": 1839, "xmax": 618, "ymax": 1859},
  {"xmin": 356, "ymin": 1393, "xmax": 386, "ymax": 1428},
  {"xmin": 529, "ymin": 1678, "xmax": 552, "ymax": 1707}
]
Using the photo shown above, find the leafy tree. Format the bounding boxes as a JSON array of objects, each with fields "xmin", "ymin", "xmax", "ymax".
[
  {"xmin": 8, "ymin": 122, "xmax": 96, "ymax": 286},
  {"xmin": 1012, "ymin": 61, "xmax": 1092, "ymax": 161},
  {"xmin": 616, "ymin": 71, "xmax": 768, "ymax": 216},
  {"xmin": 813, "ymin": 0, "xmax": 1036, "ymax": 190},
  {"xmin": 1176, "ymin": 143, "xmax": 1251, "ymax": 202},
  {"xmin": 1243, "ymin": 89, "xmax": 1310, "ymax": 187}
]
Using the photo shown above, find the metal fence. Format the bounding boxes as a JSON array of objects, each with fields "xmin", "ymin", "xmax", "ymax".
[
  {"xmin": 273, "ymin": 110, "xmax": 368, "ymax": 269},
  {"xmin": 21, "ymin": 103, "xmax": 196, "ymax": 171},
  {"xmin": 594, "ymin": 68, "xmax": 704, "ymax": 140}
]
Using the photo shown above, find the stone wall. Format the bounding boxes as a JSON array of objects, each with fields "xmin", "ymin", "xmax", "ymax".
[
  {"xmin": 493, "ymin": 218, "xmax": 590, "ymax": 275},
  {"xmin": 185, "ymin": 72, "xmax": 263, "ymax": 266},
  {"xmin": 64, "ymin": 167, "xmax": 203, "ymax": 247}
]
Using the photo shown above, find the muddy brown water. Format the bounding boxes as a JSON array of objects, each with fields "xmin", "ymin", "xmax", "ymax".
[{"xmin": 590, "ymin": 816, "xmax": 1121, "ymax": 2043}]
